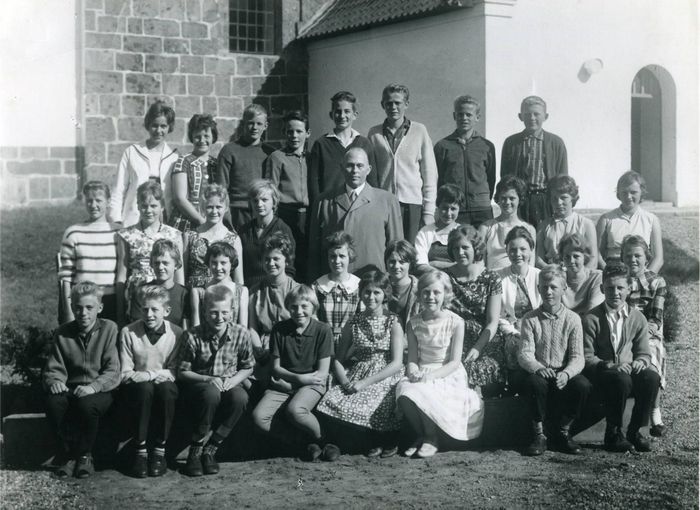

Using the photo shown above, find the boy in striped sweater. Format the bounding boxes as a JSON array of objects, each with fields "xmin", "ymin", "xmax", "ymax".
[{"xmin": 58, "ymin": 181, "xmax": 120, "ymax": 324}]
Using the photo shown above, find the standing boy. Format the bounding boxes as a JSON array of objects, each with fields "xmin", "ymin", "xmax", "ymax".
[
  {"xmin": 43, "ymin": 281, "xmax": 120, "ymax": 479},
  {"xmin": 119, "ymin": 285, "xmax": 182, "ymax": 477},
  {"xmin": 501, "ymin": 96, "xmax": 568, "ymax": 226},
  {"xmin": 177, "ymin": 285, "xmax": 255, "ymax": 476},
  {"xmin": 434, "ymin": 95, "xmax": 496, "ymax": 227},
  {"xmin": 308, "ymin": 91, "xmax": 377, "ymax": 205},
  {"xmin": 368, "ymin": 84, "xmax": 437, "ymax": 243},
  {"xmin": 216, "ymin": 104, "xmax": 274, "ymax": 230},
  {"xmin": 583, "ymin": 261, "xmax": 659, "ymax": 453},
  {"xmin": 515, "ymin": 265, "xmax": 591, "ymax": 456}
]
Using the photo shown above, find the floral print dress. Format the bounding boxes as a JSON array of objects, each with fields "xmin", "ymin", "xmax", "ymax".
[
  {"xmin": 447, "ymin": 268, "xmax": 505, "ymax": 387},
  {"xmin": 185, "ymin": 229, "xmax": 239, "ymax": 288}
]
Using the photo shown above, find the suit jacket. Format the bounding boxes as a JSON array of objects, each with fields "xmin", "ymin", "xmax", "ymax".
[
  {"xmin": 500, "ymin": 130, "xmax": 568, "ymax": 183},
  {"xmin": 582, "ymin": 303, "xmax": 651, "ymax": 370},
  {"xmin": 308, "ymin": 184, "xmax": 403, "ymax": 279}
]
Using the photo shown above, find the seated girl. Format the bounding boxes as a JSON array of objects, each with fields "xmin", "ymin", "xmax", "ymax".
[
  {"xmin": 597, "ymin": 171, "xmax": 663, "ymax": 272},
  {"xmin": 190, "ymin": 242, "xmax": 248, "ymax": 328},
  {"xmin": 311, "ymin": 232, "xmax": 363, "ymax": 347},
  {"xmin": 495, "ymin": 226, "xmax": 541, "ymax": 378},
  {"xmin": 622, "ymin": 235, "xmax": 668, "ymax": 437},
  {"xmin": 479, "ymin": 175, "xmax": 536, "ymax": 271},
  {"xmin": 536, "ymin": 175, "xmax": 597, "ymax": 269},
  {"xmin": 445, "ymin": 225, "xmax": 504, "ymax": 396},
  {"xmin": 395, "ymin": 271, "xmax": 484, "ymax": 458},
  {"xmin": 559, "ymin": 233, "xmax": 604, "ymax": 316},
  {"xmin": 384, "ymin": 240, "xmax": 421, "ymax": 331},
  {"xmin": 414, "ymin": 184, "xmax": 463, "ymax": 275},
  {"xmin": 317, "ymin": 270, "xmax": 404, "ymax": 458}
]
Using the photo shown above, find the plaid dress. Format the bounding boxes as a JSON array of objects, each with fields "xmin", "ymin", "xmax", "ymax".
[
  {"xmin": 628, "ymin": 270, "xmax": 667, "ymax": 387},
  {"xmin": 168, "ymin": 153, "xmax": 215, "ymax": 233},
  {"xmin": 312, "ymin": 274, "xmax": 363, "ymax": 347}
]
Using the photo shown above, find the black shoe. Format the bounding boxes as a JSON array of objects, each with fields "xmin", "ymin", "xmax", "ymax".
[
  {"xmin": 201, "ymin": 452, "xmax": 219, "ymax": 475},
  {"xmin": 75, "ymin": 454, "xmax": 94, "ymax": 479},
  {"xmin": 366, "ymin": 446, "xmax": 383, "ymax": 458},
  {"xmin": 131, "ymin": 454, "xmax": 148, "ymax": 478},
  {"xmin": 627, "ymin": 430, "xmax": 652, "ymax": 452},
  {"xmin": 380, "ymin": 446, "xmax": 398, "ymax": 458},
  {"xmin": 525, "ymin": 434, "xmax": 547, "ymax": 456},
  {"xmin": 604, "ymin": 429, "xmax": 634, "ymax": 453},
  {"xmin": 184, "ymin": 447, "xmax": 203, "ymax": 477},
  {"xmin": 306, "ymin": 443, "xmax": 322, "ymax": 462},
  {"xmin": 551, "ymin": 432, "xmax": 582, "ymax": 455},
  {"xmin": 54, "ymin": 458, "xmax": 76, "ymax": 479},
  {"xmin": 650, "ymin": 423, "xmax": 667, "ymax": 437},
  {"xmin": 321, "ymin": 443, "xmax": 341, "ymax": 462},
  {"xmin": 148, "ymin": 451, "xmax": 167, "ymax": 477}
]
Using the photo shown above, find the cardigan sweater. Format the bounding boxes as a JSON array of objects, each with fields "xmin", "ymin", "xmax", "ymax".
[
  {"xmin": 582, "ymin": 303, "xmax": 651, "ymax": 369},
  {"xmin": 43, "ymin": 319, "xmax": 121, "ymax": 393},
  {"xmin": 109, "ymin": 142, "xmax": 179, "ymax": 226},
  {"xmin": 119, "ymin": 319, "xmax": 183, "ymax": 382},
  {"xmin": 496, "ymin": 266, "xmax": 541, "ymax": 321},
  {"xmin": 500, "ymin": 130, "xmax": 567, "ymax": 185},
  {"xmin": 368, "ymin": 121, "xmax": 437, "ymax": 216}
]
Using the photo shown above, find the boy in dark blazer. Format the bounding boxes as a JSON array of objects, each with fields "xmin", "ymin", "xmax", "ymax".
[{"xmin": 582, "ymin": 261, "xmax": 659, "ymax": 453}]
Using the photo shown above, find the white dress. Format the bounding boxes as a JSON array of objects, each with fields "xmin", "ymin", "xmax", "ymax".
[{"xmin": 395, "ymin": 310, "xmax": 484, "ymax": 440}]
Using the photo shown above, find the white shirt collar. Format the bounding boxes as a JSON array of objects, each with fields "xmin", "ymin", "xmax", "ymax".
[
  {"xmin": 605, "ymin": 303, "xmax": 629, "ymax": 318},
  {"xmin": 314, "ymin": 274, "xmax": 360, "ymax": 293},
  {"xmin": 345, "ymin": 182, "xmax": 366, "ymax": 198},
  {"xmin": 326, "ymin": 129, "xmax": 360, "ymax": 147}
]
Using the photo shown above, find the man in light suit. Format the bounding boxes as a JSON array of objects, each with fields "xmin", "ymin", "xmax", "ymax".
[{"xmin": 308, "ymin": 147, "xmax": 403, "ymax": 279}]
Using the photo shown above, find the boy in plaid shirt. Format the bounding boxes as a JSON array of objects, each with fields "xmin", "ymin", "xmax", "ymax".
[{"xmin": 176, "ymin": 284, "xmax": 255, "ymax": 476}]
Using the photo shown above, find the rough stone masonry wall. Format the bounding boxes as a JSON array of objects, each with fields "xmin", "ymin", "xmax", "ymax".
[{"xmin": 83, "ymin": 0, "xmax": 312, "ymax": 190}]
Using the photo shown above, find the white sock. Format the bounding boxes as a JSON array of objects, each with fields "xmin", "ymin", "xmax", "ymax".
[{"xmin": 651, "ymin": 407, "xmax": 663, "ymax": 425}]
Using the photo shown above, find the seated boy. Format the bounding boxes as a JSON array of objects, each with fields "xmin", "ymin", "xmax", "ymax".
[
  {"xmin": 176, "ymin": 284, "xmax": 255, "ymax": 476},
  {"xmin": 515, "ymin": 265, "xmax": 591, "ymax": 456},
  {"xmin": 501, "ymin": 96, "xmax": 568, "ymax": 226},
  {"xmin": 368, "ymin": 84, "xmax": 437, "ymax": 243},
  {"xmin": 434, "ymin": 95, "xmax": 496, "ymax": 228},
  {"xmin": 216, "ymin": 103, "xmax": 274, "ymax": 230},
  {"xmin": 43, "ymin": 281, "xmax": 120, "ymax": 478},
  {"xmin": 308, "ymin": 91, "xmax": 377, "ymax": 204},
  {"xmin": 583, "ymin": 261, "xmax": 659, "ymax": 453},
  {"xmin": 119, "ymin": 285, "xmax": 182, "ymax": 477}
]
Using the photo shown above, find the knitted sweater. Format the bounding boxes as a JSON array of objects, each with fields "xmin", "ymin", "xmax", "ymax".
[
  {"xmin": 119, "ymin": 320, "xmax": 183, "ymax": 382},
  {"xmin": 58, "ymin": 221, "xmax": 119, "ymax": 294},
  {"xmin": 368, "ymin": 121, "xmax": 437, "ymax": 215},
  {"xmin": 215, "ymin": 140, "xmax": 274, "ymax": 208},
  {"xmin": 517, "ymin": 305, "xmax": 584, "ymax": 380}
]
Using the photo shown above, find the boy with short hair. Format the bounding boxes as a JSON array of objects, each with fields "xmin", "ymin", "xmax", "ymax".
[
  {"xmin": 583, "ymin": 261, "xmax": 659, "ymax": 453},
  {"xmin": 515, "ymin": 265, "xmax": 591, "ymax": 456},
  {"xmin": 43, "ymin": 281, "xmax": 120, "ymax": 479},
  {"xmin": 308, "ymin": 91, "xmax": 377, "ymax": 204},
  {"xmin": 434, "ymin": 95, "xmax": 496, "ymax": 228},
  {"xmin": 368, "ymin": 84, "xmax": 438, "ymax": 243},
  {"xmin": 149, "ymin": 239, "xmax": 189, "ymax": 327},
  {"xmin": 501, "ymin": 96, "xmax": 568, "ymax": 226},
  {"xmin": 216, "ymin": 103, "xmax": 274, "ymax": 230},
  {"xmin": 177, "ymin": 284, "xmax": 255, "ymax": 476},
  {"xmin": 120, "ymin": 285, "xmax": 182, "ymax": 478}
]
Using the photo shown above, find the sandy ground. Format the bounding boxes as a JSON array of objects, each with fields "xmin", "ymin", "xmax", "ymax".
[{"xmin": 1, "ymin": 214, "xmax": 698, "ymax": 509}]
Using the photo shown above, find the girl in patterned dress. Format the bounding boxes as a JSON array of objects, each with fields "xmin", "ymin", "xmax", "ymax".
[
  {"xmin": 396, "ymin": 271, "xmax": 484, "ymax": 458},
  {"xmin": 183, "ymin": 184, "xmax": 244, "ymax": 288},
  {"xmin": 190, "ymin": 241, "xmax": 248, "ymax": 328},
  {"xmin": 169, "ymin": 114, "xmax": 218, "ymax": 233},
  {"xmin": 445, "ymin": 225, "xmax": 504, "ymax": 397},
  {"xmin": 317, "ymin": 270, "xmax": 404, "ymax": 458},
  {"xmin": 311, "ymin": 232, "xmax": 363, "ymax": 347},
  {"xmin": 414, "ymin": 184, "xmax": 463, "ymax": 275},
  {"xmin": 116, "ymin": 181, "xmax": 184, "ymax": 326}
]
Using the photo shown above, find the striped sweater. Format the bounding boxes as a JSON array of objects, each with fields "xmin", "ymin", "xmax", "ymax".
[{"xmin": 58, "ymin": 221, "xmax": 119, "ymax": 294}]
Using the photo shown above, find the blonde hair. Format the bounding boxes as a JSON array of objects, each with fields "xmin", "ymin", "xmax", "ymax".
[{"xmin": 417, "ymin": 270, "xmax": 454, "ymax": 309}]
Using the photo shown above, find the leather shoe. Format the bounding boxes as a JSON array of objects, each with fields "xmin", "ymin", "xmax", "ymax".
[
  {"xmin": 525, "ymin": 434, "xmax": 547, "ymax": 456},
  {"xmin": 604, "ymin": 429, "xmax": 633, "ymax": 453},
  {"xmin": 321, "ymin": 443, "xmax": 341, "ymax": 462},
  {"xmin": 551, "ymin": 432, "xmax": 582, "ymax": 455},
  {"xmin": 184, "ymin": 447, "xmax": 203, "ymax": 477},
  {"xmin": 366, "ymin": 446, "xmax": 383, "ymax": 458},
  {"xmin": 131, "ymin": 454, "xmax": 148, "ymax": 478},
  {"xmin": 306, "ymin": 443, "xmax": 322, "ymax": 462},
  {"xmin": 201, "ymin": 452, "xmax": 219, "ymax": 475},
  {"xmin": 149, "ymin": 452, "xmax": 167, "ymax": 477},
  {"xmin": 380, "ymin": 446, "xmax": 398, "ymax": 458},
  {"xmin": 650, "ymin": 423, "xmax": 667, "ymax": 437},
  {"xmin": 54, "ymin": 458, "xmax": 76, "ymax": 479},
  {"xmin": 627, "ymin": 430, "xmax": 652, "ymax": 452},
  {"xmin": 75, "ymin": 454, "xmax": 94, "ymax": 478}
]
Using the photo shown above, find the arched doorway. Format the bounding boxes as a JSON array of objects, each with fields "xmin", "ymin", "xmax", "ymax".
[{"xmin": 630, "ymin": 65, "xmax": 677, "ymax": 204}]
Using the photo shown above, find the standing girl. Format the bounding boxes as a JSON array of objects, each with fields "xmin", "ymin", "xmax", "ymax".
[
  {"xmin": 116, "ymin": 181, "xmax": 183, "ymax": 325},
  {"xmin": 317, "ymin": 270, "xmax": 404, "ymax": 458},
  {"xmin": 110, "ymin": 101, "xmax": 179, "ymax": 227},
  {"xmin": 183, "ymin": 184, "xmax": 244, "ymax": 288},
  {"xmin": 396, "ymin": 271, "xmax": 484, "ymax": 458},
  {"xmin": 311, "ymin": 232, "xmax": 363, "ymax": 346},
  {"xmin": 169, "ymin": 114, "xmax": 218, "ymax": 233}
]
